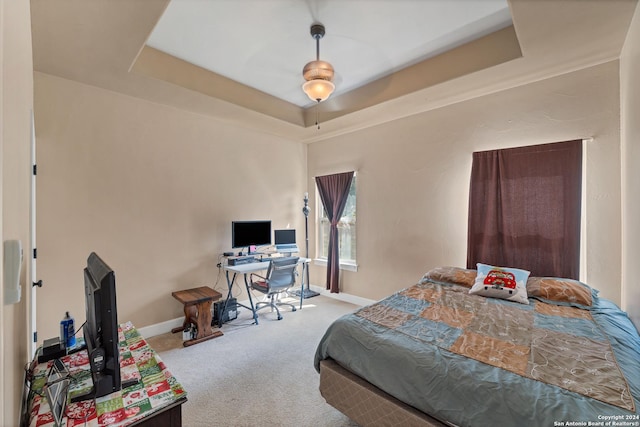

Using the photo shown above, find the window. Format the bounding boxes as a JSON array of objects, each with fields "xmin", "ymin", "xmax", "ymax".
[
  {"xmin": 467, "ymin": 140, "xmax": 582, "ymax": 279},
  {"xmin": 316, "ymin": 176, "xmax": 357, "ymax": 268}
]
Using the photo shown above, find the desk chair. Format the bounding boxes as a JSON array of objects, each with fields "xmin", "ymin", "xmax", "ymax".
[{"xmin": 250, "ymin": 257, "xmax": 299, "ymax": 320}]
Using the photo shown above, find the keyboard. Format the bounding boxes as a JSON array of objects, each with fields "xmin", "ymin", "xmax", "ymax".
[{"xmin": 275, "ymin": 244, "xmax": 299, "ymax": 252}]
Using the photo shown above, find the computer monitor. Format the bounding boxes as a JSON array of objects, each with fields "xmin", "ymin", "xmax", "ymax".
[
  {"xmin": 274, "ymin": 229, "xmax": 299, "ymax": 253},
  {"xmin": 274, "ymin": 229, "xmax": 296, "ymax": 245},
  {"xmin": 71, "ymin": 252, "xmax": 121, "ymax": 402},
  {"xmin": 231, "ymin": 220, "xmax": 271, "ymax": 250}
]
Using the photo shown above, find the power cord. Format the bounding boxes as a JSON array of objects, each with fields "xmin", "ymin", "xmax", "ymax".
[
  {"xmin": 212, "ymin": 253, "xmax": 226, "ymax": 292},
  {"xmin": 24, "ymin": 362, "xmax": 46, "ymax": 398},
  {"xmin": 214, "ymin": 252, "xmax": 244, "ymax": 299},
  {"xmin": 74, "ymin": 321, "xmax": 86, "ymax": 336}
]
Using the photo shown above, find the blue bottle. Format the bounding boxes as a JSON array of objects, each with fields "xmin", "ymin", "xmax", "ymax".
[{"xmin": 60, "ymin": 311, "xmax": 76, "ymax": 348}]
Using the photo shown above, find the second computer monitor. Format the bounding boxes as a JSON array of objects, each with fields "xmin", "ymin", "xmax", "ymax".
[
  {"xmin": 274, "ymin": 229, "xmax": 298, "ymax": 253},
  {"xmin": 275, "ymin": 229, "xmax": 295, "ymax": 245}
]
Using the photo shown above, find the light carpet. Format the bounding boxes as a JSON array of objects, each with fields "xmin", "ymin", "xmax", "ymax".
[{"xmin": 147, "ymin": 295, "xmax": 361, "ymax": 427}]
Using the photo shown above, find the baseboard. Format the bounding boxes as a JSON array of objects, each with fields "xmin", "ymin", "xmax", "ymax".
[
  {"xmin": 307, "ymin": 284, "xmax": 376, "ymax": 307},
  {"xmin": 137, "ymin": 317, "xmax": 184, "ymax": 339},
  {"xmin": 138, "ymin": 286, "xmax": 376, "ymax": 338}
]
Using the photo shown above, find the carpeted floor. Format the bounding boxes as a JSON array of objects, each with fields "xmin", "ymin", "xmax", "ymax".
[{"xmin": 147, "ymin": 294, "xmax": 361, "ymax": 427}]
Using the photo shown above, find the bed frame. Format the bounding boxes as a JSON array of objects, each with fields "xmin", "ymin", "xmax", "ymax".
[{"xmin": 318, "ymin": 359, "xmax": 450, "ymax": 427}]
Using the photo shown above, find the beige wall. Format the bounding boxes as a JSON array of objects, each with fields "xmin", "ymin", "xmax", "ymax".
[
  {"xmin": 2, "ymin": 3, "xmax": 634, "ymax": 425},
  {"xmin": 1, "ymin": 0, "xmax": 34, "ymax": 424},
  {"xmin": 621, "ymin": 4, "xmax": 640, "ymax": 328},
  {"xmin": 34, "ymin": 73, "xmax": 307, "ymax": 341},
  {"xmin": 30, "ymin": 5, "xmax": 637, "ymax": 363},
  {"xmin": 308, "ymin": 61, "xmax": 623, "ymax": 304}
]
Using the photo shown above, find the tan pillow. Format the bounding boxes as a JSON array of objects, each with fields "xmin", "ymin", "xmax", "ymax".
[
  {"xmin": 423, "ymin": 266, "xmax": 477, "ymax": 288},
  {"xmin": 526, "ymin": 277, "xmax": 596, "ymax": 308}
]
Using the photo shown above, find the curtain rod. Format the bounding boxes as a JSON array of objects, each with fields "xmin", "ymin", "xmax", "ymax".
[{"xmin": 312, "ymin": 170, "xmax": 358, "ymax": 179}]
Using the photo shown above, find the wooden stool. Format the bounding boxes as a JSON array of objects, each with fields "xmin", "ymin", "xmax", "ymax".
[{"xmin": 171, "ymin": 286, "xmax": 223, "ymax": 347}]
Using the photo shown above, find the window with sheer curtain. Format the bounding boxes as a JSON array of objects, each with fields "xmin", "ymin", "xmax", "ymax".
[{"xmin": 466, "ymin": 140, "xmax": 582, "ymax": 279}]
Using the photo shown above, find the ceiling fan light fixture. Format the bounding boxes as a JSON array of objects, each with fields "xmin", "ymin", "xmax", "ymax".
[
  {"xmin": 302, "ymin": 79, "xmax": 335, "ymax": 102},
  {"xmin": 302, "ymin": 23, "xmax": 335, "ymax": 103},
  {"xmin": 302, "ymin": 60, "xmax": 334, "ymax": 81}
]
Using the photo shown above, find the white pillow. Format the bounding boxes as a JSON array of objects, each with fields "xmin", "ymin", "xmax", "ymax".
[{"xmin": 469, "ymin": 263, "xmax": 530, "ymax": 304}]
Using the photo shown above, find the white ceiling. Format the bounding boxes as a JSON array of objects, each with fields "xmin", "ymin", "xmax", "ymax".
[
  {"xmin": 30, "ymin": 0, "xmax": 638, "ymax": 140},
  {"xmin": 146, "ymin": 0, "xmax": 512, "ymax": 107}
]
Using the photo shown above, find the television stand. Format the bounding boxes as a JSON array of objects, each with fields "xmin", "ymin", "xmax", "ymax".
[
  {"xmin": 23, "ymin": 322, "xmax": 186, "ymax": 427},
  {"xmin": 171, "ymin": 286, "xmax": 224, "ymax": 347}
]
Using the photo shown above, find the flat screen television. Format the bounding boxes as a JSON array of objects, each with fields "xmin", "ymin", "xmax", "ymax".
[
  {"xmin": 70, "ymin": 252, "xmax": 121, "ymax": 402},
  {"xmin": 232, "ymin": 220, "xmax": 271, "ymax": 251}
]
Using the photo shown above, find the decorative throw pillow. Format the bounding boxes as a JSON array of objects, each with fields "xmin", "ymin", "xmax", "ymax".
[
  {"xmin": 526, "ymin": 277, "xmax": 596, "ymax": 309},
  {"xmin": 422, "ymin": 266, "xmax": 477, "ymax": 288},
  {"xmin": 469, "ymin": 263, "xmax": 530, "ymax": 304}
]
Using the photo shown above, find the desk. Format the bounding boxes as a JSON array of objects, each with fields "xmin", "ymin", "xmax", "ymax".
[
  {"xmin": 170, "ymin": 286, "xmax": 224, "ymax": 347},
  {"xmin": 220, "ymin": 257, "xmax": 310, "ymax": 326},
  {"xmin": 24, "ymin": 322, "xmax": 186, "ymax": 427}
]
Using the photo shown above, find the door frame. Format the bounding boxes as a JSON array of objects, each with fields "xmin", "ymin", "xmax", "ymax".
[{"xmin": 28, "ymin": 110, "xmax": 37, "ymax": 358}]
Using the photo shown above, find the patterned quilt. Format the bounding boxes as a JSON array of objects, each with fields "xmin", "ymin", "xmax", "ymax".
[
  {"xmin": 356, "ymin": 281, "xmax": 634, "ymax": 411},
  {"xmin": 315, "ymin": 277, "xmax": 640, "ymax": 426}
]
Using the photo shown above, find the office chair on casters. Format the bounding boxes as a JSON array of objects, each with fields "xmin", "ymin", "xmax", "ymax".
[{"xmin": 250, "ymin": 257, "xmax": 299, "ymax": 320}]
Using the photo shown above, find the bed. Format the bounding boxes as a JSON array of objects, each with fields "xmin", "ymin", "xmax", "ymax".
[{"xmin": 314, "ymin": 266, "xmax": 640, "ymax": 427}]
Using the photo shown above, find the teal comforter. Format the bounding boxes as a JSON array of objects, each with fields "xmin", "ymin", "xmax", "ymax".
[{"xmin": 314, "ymin": 278, "xmax": 640, "ymax": 427}]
